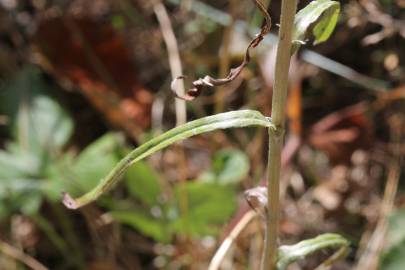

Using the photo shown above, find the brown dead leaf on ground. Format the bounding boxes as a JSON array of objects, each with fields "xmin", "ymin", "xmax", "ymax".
[
  {"xmin": 307, "ymin": 102, "xmax": 373, "ymax": 163},
  {"xmin": 34, "ymin": 16, "xmax": 152, "ymax": 140}
]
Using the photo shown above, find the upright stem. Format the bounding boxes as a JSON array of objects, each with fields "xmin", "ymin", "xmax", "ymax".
[{"xmin": 263, "ymin": 0, "xmax": 297, "ymax": 270}]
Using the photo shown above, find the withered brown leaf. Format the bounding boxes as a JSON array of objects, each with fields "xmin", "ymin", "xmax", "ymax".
[{"xmin": 172, "ymin": 0, "xmax": 271, "ymax": 101}]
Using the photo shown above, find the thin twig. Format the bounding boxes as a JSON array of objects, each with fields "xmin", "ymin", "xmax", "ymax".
[
  {"xmin": 153, "ymin": 0, "xmax": 187, "ymax": 126},
  {"xmin": 208, "ymin": 210, "xmax": 257, "ymax": 270},
  {"xmin": 0, "ymin": 240, "xmax": 48, "ymax": 270}
]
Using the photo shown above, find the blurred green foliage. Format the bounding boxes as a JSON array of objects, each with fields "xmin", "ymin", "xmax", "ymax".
[
  {"xmin": 0, "ymin": 65, "xmax": 73, "ymax": 218},
  {"xmin": 0, "ymin": 65, "xmax": 247, "ymax": 244},
  {"xmin": 380, "ymin": 208, "xmax": 405, "ymax": 270},
  {"xmin": 111, "ymin": 148, "xmax": 249, "ymax": 242}
]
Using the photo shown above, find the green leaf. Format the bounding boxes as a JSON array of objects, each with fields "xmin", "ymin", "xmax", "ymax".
[
  {"xmin": 1, "ymin": 65, "xmax": 73, "ymax": 156},
  {"xmin": 42, "ymin": 152, "xmax": 78, "ymax": 201},
  {"xmin": 23, "ymin": 95, "xmax": 73, "ymax": 154},
  {"xmin": 293, "ymin": 0, "xmax": 340, "ymax": 52},
  {"xmin": 63, "ymin": 110, "xmax": 274, "ymax": 209},
  {"xmin": 73, "ymin": 133, "xmax": 123, "ymax": 192},
  {"xmin": 381, "ymin": 238, "xmax": 405, "ymax": 270},
  {"xmin": 110, "ymin": 210, "xmax": 170, "ymax": 243},
  {"xmin": 380, "ymin": 209, "xmax": 405, "ymax": 270},
  {"xmin": 387, "ymin": 208, "xmax": 405, "ymax": 248},
  {"xmin": 125, "ymin": 161, "xmax": 162, "ymax": 206},
  {"xmin": 201, "ymin": 148, "xmax": 249, "ymax": 184},
  {"xmin": 277, "ymin": 233, "xmax": 349, "ymax": 270},
  {"xmin": 0, "ymin": 148, "xmax": 40, "ymax": 179},
  {"xmin": 0, "ymin": 178, "xmax": 44, "ymax": 197},
  {"xmin": 20, "ymin": 193, "xmax": 43, "ymax": 215},
  {"xmin": 172, "ymin": 182, "xmax": 237, "ymax": 237}
]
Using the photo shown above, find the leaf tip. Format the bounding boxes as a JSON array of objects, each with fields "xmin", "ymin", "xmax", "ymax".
[
  {"xmin": 62, "ymin": 192, "xmax": 78, "ymax": 209},
  {"xmin": 171, "ymin": 76, "xmax": 199, "ymax": 101}
]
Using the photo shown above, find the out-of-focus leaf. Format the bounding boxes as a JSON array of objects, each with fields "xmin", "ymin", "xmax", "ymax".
[
  {"xmin": 110, "ymin": 210, "xmax": 170, "ymax": 243},
  {"xmin": 0, "ymin": 203, "xmax": 7, "ymax": 220},
  {"xmin": 20, "ymin": 95, "xmax": 73, "ymax": 154},
  {"xmin": 201, "ymin": 149, "xmax": 249, "ymax": 184},
  {"xmin": 63, "ymin": 110, "xmax": 273, "ymax": 209},
  {"xmin": 125, "ymin": 161, "xmax": 162, "ymax": 206},
  {"xmin": 173, "ymin": 182, "xmax": 237, "ymax": 237},
  {"xmin": 293, "ymin": 0, "xmax": 340, "ymax": 52},
  {"xmin": 380, "ymin": 209, "xmax": 405, "ymax": 270},
  {"xmin": 0, "ymin": 66, "xmax": 44, "ymax": 126},
  {"xmin": 0, "ymin": 149, "xmax": 40, "ymax": 179},
  {"xmin": 0, "ymin": 181, "xmax": 43, "ymax": 219},
  {"xmin": 387, "ymin": 208, "xmax": 405, "ymax": 247},
  {"xmin": 43, "ymin": 152, "xmax": 76, "ymax": 201},
  {"xmin": 381, "ymin": 239, "xmax": 405, "ymax": 270},
  {"xmin": 0, "ymin": 65, "xmax": 73, "ymax": 156},
  {"xmin": 277, "ymin": 233, "xmax": 349, "ymax": 270},
  {"xmin": 19, "ymin": 193, "xmax": 42, "ymax": 215},
  {"xmin": 0, "ymin": 178, "xmax": 43, "ymax": 197},
  {"xmin": 73, "ymin": 134, "xmax": 123, "ymax": 191}
]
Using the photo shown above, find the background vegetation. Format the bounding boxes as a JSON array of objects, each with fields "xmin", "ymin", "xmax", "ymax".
[{"xmin": 0, "ymin": 0, "xmax": 403, "ymax": 269}]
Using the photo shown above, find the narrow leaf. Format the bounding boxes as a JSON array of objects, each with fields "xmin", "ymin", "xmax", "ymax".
[
  {"xmin": 277, "ymin": 233, "xmax": 349, "ymax": 270},
  {"xmin": 63, "ymin": 110, "xmax": 274, "ymax": 209},
  {"xmin": 292, "ymin": 0, "xmax": 340, "ymax": 53}
]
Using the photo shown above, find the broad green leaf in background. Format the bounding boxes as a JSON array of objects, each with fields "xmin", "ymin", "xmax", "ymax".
[
  {"xmin": 43, "ymin": 153, "xmax": 76, "ymax": 201},
  {"xmin": 201, "ymin": 149, "xmax": 250, "ymax": 184},
  {"xmin": 0, "ymin": 65, "xmax": 74, "ymax": 218},
  {"xmin": 125, "ymin": 161, "xmax": 162, "ymax": 206},
  {"xmin": 20, "ymin": 95, "xmax": 73, "ymax": 155},
  {"xmin": 110, "ymin": 210, "xmax": 170, "ymax": 243},
  {"xmin": 63, "ymin": 110, "xmax": 274, "ymax": 209},
  {"xmin": 72, "ymin": 133, "xmax": 123, "ymax": 192},
  {"xmin": 0, "ymin": 148, "xmax": 40, "ymax": 179},
  {"xmin": 380, "ymin": 208, "xmax": 405, "ymax": 270},
  {"xmin": 381, "ymin": 239, "xmax": 405, "ymax": 270},
  {"xmin": 292, "ymin": 0, "xmax": 340, "ymax": 53},
  {"xmin": 172, "ymin": 182, "xmax": 237, "ymax": 237},
  {"xmin": 386, "ymin": 208, "xmax": 405, "ymax": 248},
  {"xmin": 0, "ymin": 65, "xmax": 73, "ymax": 157},
  {"xmin": 0, "ymin": 176, "xmax": 45, "ymax": 218}
]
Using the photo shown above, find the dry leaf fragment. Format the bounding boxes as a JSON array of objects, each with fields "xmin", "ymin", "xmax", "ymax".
[
  {"xmin": 172, "ymin": 0, "xmax": 271, "ymax": 100},
  {"xmin": 244, "ymin": 186, "xmax": 268, "ymax": 219}
]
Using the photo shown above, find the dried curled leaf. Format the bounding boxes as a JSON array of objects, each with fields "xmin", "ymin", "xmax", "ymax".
[
  {"xmin": 244, "ymin": 186, "xmax": 268, "ymax": 219},
  {"xmin": 172, "ymin": 0, "xmax": 271, "ymax": 101}
]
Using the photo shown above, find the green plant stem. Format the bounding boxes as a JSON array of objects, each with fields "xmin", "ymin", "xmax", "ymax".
[{"xmin": 263, "ymin": 0, "xmax": 297, "ymax": 269}]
